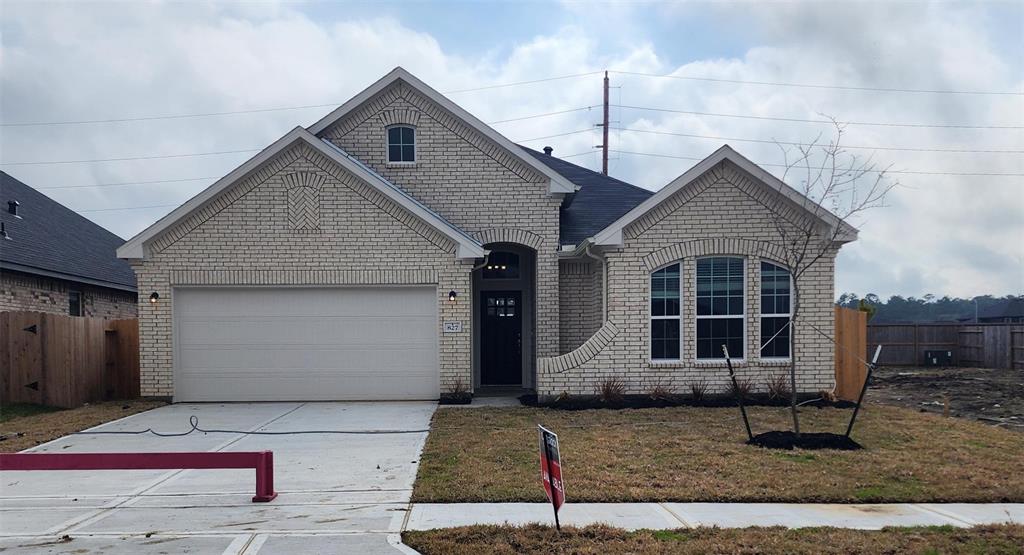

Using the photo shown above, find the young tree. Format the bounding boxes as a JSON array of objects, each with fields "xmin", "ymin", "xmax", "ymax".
[{"xmin": 759, "ymin": 119, "xmax": 898, "ymax": 437}]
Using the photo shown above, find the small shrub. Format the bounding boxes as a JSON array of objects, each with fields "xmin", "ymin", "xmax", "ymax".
[
  {"xmin": 727, "ymin": 377, "xmax": 754, "ymax": 400},
  {"xmin": 689, "ymin": 380, "xmax": 709, "ymax": 403},
  {"xmin": 439, "ymin": 378, "xmax": 472, "ymax": 405},
  {"xmin": 766, "ymin": 373, "xmax": 791, "ymax": 400},
  {"xmin": 596, "ymin": 376, "xmax": 626, "ymax": 404},
  {"xmin": 647, "ymin": 379, "xmax": 676, "ymax": 402},
  {"xmin": 819, "ymin": 389, "xmax": 838, "ymax": 402}
]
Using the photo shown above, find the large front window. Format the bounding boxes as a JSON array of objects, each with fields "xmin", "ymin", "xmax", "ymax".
[
  {"xmin": 760, "ymin": 261, "xmax": 792, "ymax": 358},
  {"xmin": 650, "ymin": 263, "xmax": 681, "ymax": 360},
  {"xmin": 696, "ymin": 257, "xmax": 744, "ymax": 359}
]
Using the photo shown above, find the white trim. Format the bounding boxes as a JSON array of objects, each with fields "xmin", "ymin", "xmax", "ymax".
[
  {"xmin": 759, "ymin": 259, "xmax": 793, "ymax": 360},
  {"xmin": 593, "ymin": 145, "xmax": 859, "ymax": 246},
  {"xmin": 385, "ymin": 123, "xmax": 417, "ymax": 165},
  {"xmin": 649, "ymin": 261, "xmax": 683, "ymax": 362},
  {"xmin": 694, "ymin": 255, "xmax": 746, "ymax": 361},
  {"xmin": 306, "ymin": 67, "xmax": 576, "ymax": 195},
  {"xmin": 116, "ymin": 127, "xmax": 484, "ymax": 261}
]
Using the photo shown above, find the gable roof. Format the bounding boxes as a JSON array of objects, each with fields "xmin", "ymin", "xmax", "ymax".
[
  {"xmin": 1, "ymin": 171, "xmax": 136, "ymax": 291},
  {"xmin": 521, "ymin": 146, "xmax": 653, "ymax": 246},
  {"xmin": 592, "ymin": 145, "xmax": 859, "ymax": 246},
  {"xmin": 116, "ymin": 127, "xmax": 485, "ymax": 261},
  {"xmin": 307, "ymin": 67, "xmax": 575, "ymax": 195}
]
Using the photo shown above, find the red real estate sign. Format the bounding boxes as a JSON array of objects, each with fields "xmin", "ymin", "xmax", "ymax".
[{"xmin": 538, "ymin": 425, "xmax": 565, "ymax": 528}]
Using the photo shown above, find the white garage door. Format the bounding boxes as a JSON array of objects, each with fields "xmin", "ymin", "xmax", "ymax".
[{"xmin": 174, "ymin": 287, "xmax": 439, "ymax": 402}]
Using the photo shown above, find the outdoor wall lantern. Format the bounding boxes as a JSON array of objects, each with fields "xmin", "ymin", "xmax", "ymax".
[
  {"xmin": 149, "ymin": 292, "xmax": 160, "ymax": 304},
  {"xmin": 448, "ymin": 290, "xmax": 458, "ymax": 302}
]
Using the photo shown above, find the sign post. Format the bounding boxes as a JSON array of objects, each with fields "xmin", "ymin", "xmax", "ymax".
[{"xmin": 538, "ymin": 425, "xmax": 565, "ymax": 530}]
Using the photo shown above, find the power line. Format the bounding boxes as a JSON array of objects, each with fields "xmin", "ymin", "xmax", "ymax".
[
  {"xmin": 515, "ymin": 128, "xmax": 594, "ymax": 143},
  {"xmin": 37, "ymin": 176, "xmax": 219, "ymax": 190},
  {"xmin": 612, "ymin": 127, "xmax": 1024, "ymax": 154},
  {"xmin": 613, "ymin": 104, "xmax": 1023, "ymax": 130},
  {"xmin": 78, "ymin": 203, "xmax": 179, "ymax": 213},
  {"xmin": 442, "ymin": 71, "xmax": 603, "ymax": 94},
  {"xmin": 488, "ymin": 106, "xmax": 598, "ymax": 125},
  {"xmin": 610, "ymin": 70, "xmax": 1024, "ymax": 96},
  {"xmin": 609, "ymin": 149, "xmax": 1024, "ymax": 177},
  {"xmin": 1, "ymin": 148, "xmax": 261, "ymax": 167}
]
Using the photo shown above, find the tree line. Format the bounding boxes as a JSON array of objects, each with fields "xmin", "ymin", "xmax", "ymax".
[{"xmin": 835, "ymin": 293, "xmax": 1023, "ymax": 323}]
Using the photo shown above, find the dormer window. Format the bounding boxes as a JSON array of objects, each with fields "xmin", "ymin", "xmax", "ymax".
[{"xmin": 387, "ymin": 126, "xmax": 415, "ymax": 163}]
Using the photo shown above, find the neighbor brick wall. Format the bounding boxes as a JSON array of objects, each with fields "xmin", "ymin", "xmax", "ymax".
[
  {"xmin": 318, "ymin": 80, "xmax": 563, "ymax": 358},
  {"xmin": 539, "ymin": 160, "xmax": 839, "ymax": 397},
  {"xmin": 132, "ymin": 142, "xmax": 473, "ymax": 398},
  {"xmin": 0, "ymin": 270, "xmax": 137, "ymax": 319}
]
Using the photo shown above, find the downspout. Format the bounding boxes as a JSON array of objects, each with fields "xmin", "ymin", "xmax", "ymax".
[
  {"xmin": 472, "ymin": 251, "xmax": 491, "ymax": 272},
  {"xmin": 581, "ymin": 243, "xmax": 607, "ymax": 322}
]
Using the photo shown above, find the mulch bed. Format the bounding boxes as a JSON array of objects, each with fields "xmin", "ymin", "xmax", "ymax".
[
  {"xmin": 519, "ymin": 393, "xmax": 855, "ymax": 411},
  {"xmin": 748, "ymin": 430, "xmax": 862, "ymax": 450}
]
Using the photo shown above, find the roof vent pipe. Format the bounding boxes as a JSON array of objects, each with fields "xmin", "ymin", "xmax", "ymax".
[
  {"xmin": 1, "ymin": 222, "xmax": 9, "ymax": 240},
  {"xmin": 543, "ymin": 146, "xmax": 553, "ymax": 156},
  {"xmin": 7, "ymin": 200, "xmax": 19, "ymax": 217}
]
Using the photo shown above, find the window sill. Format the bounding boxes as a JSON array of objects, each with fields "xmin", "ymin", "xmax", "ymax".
[
  {"xmin": 758, "ymin": 358, "xmax": 792, "ymax": 366},
  {"xmin": 386, "ymin": 161, "xmax": 417, "ymax": 168},
  {"xmin": 649, "ymin": 359, "xmax": 685, "ymax": 368},
  {"xmin": 693, "ymin": 359, "xmax": 748, "ymax": 368}
]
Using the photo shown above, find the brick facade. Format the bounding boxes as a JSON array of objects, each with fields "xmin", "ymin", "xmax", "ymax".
[
  {"xmin": 318, "ymin": 81, "xmax": 563, "ymax": 359},
  {"xmin": 541, "ymin": 161, "xmax": 838, "ymax": 397},
  {"xmin": 0, "ymin": 270, "xmax": 136, "ymax": 319},
  {"xmin": 558, "ymin": 260, "xmax": 603, "ymax": 354}
]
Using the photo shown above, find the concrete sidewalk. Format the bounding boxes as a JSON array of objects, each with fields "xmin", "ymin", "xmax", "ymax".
[{"xmin": 405, "ymin": 502, "xmax": 1024, "ymax": 531}]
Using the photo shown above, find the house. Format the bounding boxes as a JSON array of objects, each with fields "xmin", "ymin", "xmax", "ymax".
[
  {"xmin": 959, "ymin": 298, "xmax": 1024, "ymax": 323},
  {"xmin": 1, "ymin": 172, "xmax": 137, "ymax": 318},
  {"xmin": 117, "ymin": 68, "xmax": 855, "ymax": 402}
]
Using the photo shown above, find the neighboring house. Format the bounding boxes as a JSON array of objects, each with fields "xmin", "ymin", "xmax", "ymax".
[
  {"xmin": 959, "ymin": 298, "xmax": 1024, "ymax": 323},
  {"xmin": 118, "ymin": 68, "xmax": 855, "ymax": 402},
  {"xmin": 1, "ymin": 172, "xmax": 137, "ymax": 318}
]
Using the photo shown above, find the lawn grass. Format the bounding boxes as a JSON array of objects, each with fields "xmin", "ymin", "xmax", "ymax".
[
  {"xmin": 0, "ymin": 400, "xmax": 167, "ymax": 452},
  {"xmin": 402, "ymin": 524, "xmax": 1024, "ymax": 555},
  {"xmin": 412, "ymin": 404, "xmax": 1024, "ymax": 503},
  {"xmin": 0, "ymin": 403, "xmax": 62, "ymax": 423}
]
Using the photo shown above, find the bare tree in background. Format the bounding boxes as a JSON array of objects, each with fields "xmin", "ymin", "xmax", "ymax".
[{"xmin": 761, "ymin": 119, "xmax": 898, "ymax": 437}]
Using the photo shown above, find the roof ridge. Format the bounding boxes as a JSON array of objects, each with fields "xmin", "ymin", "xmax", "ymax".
[{"xmin": 517, "ymin": 145, "xmax": 653, "ymax": 195}]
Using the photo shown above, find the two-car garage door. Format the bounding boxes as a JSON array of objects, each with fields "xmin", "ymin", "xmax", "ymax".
[{"xmin": 174, "ymin": 287, "xmax": 439, "ymax": 402}]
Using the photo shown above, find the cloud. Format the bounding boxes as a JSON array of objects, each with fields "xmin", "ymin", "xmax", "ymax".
[{"xmin": 0, "ymin": 1, "xmax": 1020, "ymax": 299}]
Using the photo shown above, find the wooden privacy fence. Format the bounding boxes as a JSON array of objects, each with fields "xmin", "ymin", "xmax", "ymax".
[
  {"xmin": 867, "ymin": 322, "xmax": 1024, "ymax": 369},
  {"xmin": 0, "ymin": 311, "xmax": 139, "ymax": 408},
  {"xmin": 833, "ymin": 306, "xmax": 868, "ymax": 402}
]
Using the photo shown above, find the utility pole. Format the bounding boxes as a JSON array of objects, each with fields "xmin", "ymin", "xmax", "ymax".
[{"xmin": 601, "ymin": 71, "xmax": 610, "ymax": 175}]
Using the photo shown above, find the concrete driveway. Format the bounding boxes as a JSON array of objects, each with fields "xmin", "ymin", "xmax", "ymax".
[{"xmin": 0, "ymin": 402, "xmax": 436, "ymax": 554}]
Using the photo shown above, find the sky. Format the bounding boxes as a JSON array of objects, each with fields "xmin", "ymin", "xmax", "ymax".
[{"xmin": 1, "ymin": 0, "xmax": 1021, "ymax": 300}]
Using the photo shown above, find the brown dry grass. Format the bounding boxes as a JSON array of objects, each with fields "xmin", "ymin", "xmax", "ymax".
[
  {"xmin": 403, "ymin": 524, "xmax": 1024, "ymax": 555},
  {"xmin": 0, "ymin": 400, "xmax": 166, "ymax": 452},
  {"xmin": 412, "ymin": 404, "xmax": 1024, "ymax": 503}
]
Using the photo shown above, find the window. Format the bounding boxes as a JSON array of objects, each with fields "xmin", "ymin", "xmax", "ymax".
[
  {"xmin": 387, "ymin": 126, "xmax": 415, "ymax": 163},
  {"xmin": 68, "ymin": 290, "xmax": 82, "ymax": 317},
  {"xmin": 482, "ymin": 251, "xmax": 520, "ymax": 279},
  {"xmin": 650, "ymin": 263, "xmax": 681, "ymax": 360},
  {"xmin": 696, "ymin": 257, "xmax": 744, "ymax": 359},
  {"xmin": 760, "ymin": 261, "xmax": 792, "ymax": 358}
]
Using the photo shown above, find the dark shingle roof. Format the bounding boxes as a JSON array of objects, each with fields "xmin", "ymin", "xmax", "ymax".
[
  {"xmin": 0, "ymin": 172, "xmax": 136, "ymax": 290},
  {"xmin": 978, "ymin": 298, "xmax": 1024, "ymax": 319},
  {"xmin": 521, "ymin": 146, "xmax": 653, "ymax": 246}
]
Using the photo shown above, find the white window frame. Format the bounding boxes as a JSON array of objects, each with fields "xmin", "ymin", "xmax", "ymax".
[
  {"xmin": 385, "ymin": 124, "xmax": 417, "ymax": 164},
  {"xmin": 759, "ymin": 260, "xmax": 792, "ymax": 360},
  {"xmin": 650, "ymin": 261, "xmax": 683, "ymax": 362},
  {"xmin": 694, "ymin": 256, "xmax": 746, "ymax": 361}
]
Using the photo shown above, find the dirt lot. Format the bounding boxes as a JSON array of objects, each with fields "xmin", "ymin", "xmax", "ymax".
[
  {"xmin": 404, "ymin": 524, "xmax": 1024, "ymax": 555},
  {"xmin": 867, "ymin": 366, "xmax": 1024, "ymax": 430},
  {"xmin": 0, "ymin": 400, "xmax": 167, "ymax": 452}
]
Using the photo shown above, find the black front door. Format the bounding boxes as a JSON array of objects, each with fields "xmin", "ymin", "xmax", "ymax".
[{"xmin": 480, "ymin": 291, "xmax": 522, "ymax": 386}]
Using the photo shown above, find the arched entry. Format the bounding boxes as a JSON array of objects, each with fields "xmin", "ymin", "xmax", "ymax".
[{"xmin": 473, "ymin": 242, "xmax": 537, "ymax": 390}]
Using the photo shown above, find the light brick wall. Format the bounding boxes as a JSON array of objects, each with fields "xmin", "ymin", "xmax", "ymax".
[
  {"xmin": 318, "ymin": 81, "xmax": 563, "ymax": 357},
  {"xmin": 0, "ymin": 270, "xmax": 137, "ymax": 319},
  {"xmin": 132, "ymin": 143, "xmax": 474, "ymax": 398},
  {"xmin": 558, "ymin": 260, "xmax": 603, "ymax": 353},
  {"xmin": 539, "ymin": 161, "xmax": 839, "ymax": 397}
]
